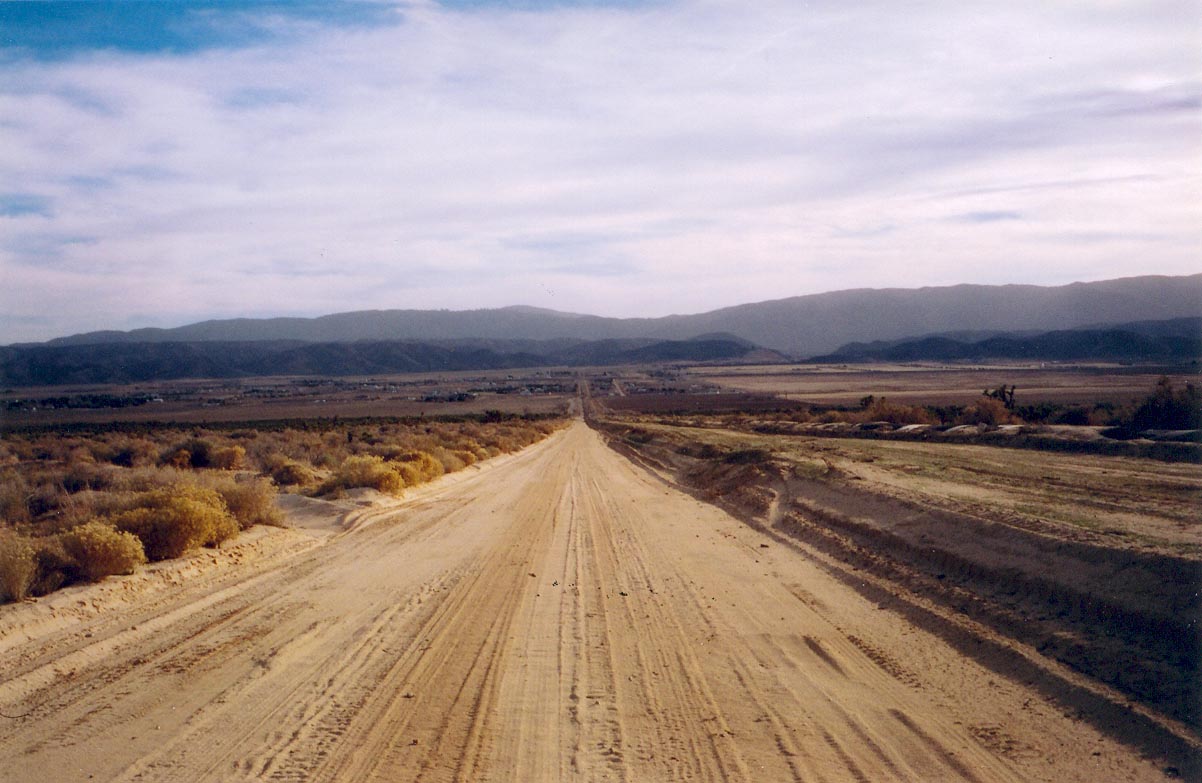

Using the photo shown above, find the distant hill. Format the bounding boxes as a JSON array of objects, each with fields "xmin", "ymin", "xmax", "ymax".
[
  {"xmin": 37, "ymin": 274, "xmax": 1202, "ymax": 357},
  {"xmin": 812, "ymin": 318, "xmax": 1202, "ymax": 363},
  {"xmin": 0, "ymin": 335, "xmax": 773, "ymax": 386}
]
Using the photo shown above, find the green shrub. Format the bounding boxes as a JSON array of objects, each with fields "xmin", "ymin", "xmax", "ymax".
[
  {"xmin": 0, "ymin": 530, "xmax": 36, "ymax": 602},
  {"xmin": 60, "ymin": 521, "xmax": 146, "ymax": 582},
  {"xmin": 109, "ymin": 485, "xmax": 239, "ymax": 560}
]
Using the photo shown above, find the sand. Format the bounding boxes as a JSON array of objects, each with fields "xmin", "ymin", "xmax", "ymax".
[{"xmin": 0, "ymin": 423, "xmax": 1173, "ymax": 781}]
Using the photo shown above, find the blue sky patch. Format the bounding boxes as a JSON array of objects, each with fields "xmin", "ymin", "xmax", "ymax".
[
  {"xmin": 0, "ymin": 193, "xmax": 53, "ymax": 218},
  {"xmin": 952, "ymin": 211, "xmax": 1023, "ymax": 224},
  {"xmin": 0, "ymin": 2, "xmax": 400, "ymax": 60},
  {"xmin": 439, "ymin": 0, "xmax": 655, "ymax": 10}
]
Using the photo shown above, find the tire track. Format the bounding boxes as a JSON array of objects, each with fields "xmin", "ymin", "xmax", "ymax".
[{"xmin": 0, "ymin": 422, "xmax": 1166, "ymax": 782}]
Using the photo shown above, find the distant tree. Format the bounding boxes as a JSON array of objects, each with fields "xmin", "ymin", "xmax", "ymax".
[
  {"xmin": 983, "ymin": 385, "xmax": 1016, "ymax": 410},
  {"xmin": 1130, "ymin": 377, "xmax": 1201, "ymax": 430}
]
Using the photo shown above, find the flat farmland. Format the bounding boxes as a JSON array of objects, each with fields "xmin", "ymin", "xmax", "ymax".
[
  {"xmin": 688, "ymin": 363, "xmax": 1198, "ymax": 406},
  {"xmin": 1, "ymin": 370, "xmax": 576, "ymax": 427}
]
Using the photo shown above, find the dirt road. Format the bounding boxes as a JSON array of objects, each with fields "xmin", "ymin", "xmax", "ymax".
[{"xmin": 0, "ymin": 423, "xmax": 1173, "ymax": 781}]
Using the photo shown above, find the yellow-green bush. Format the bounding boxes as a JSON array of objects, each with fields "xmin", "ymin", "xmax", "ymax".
[
  {"xmin": 0, "ymin": 529, "xmax": 36, "ymax": 602},
  {"xmin": 109, "ymin": 485, "xmax": 239, "ymax": 560},
  {"xmin": 321, "ymin": 455, "xmax": 405, "ymax": 496},
  {"xmin": 60, "ymin": 521, "xmax": 146, "ymax": 582}
]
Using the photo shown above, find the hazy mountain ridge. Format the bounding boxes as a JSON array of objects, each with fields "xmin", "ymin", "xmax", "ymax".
[
  {"xmin": 0, "ymin": 336, "xmax": 768, "ymax": 386},
  {"xmin": 37, "ymin": 275, "xmax": 1202, "ymax": 357},
  {"xmin": 814, "ymin": 318, "xmax": 1202, "ymax": 363}
]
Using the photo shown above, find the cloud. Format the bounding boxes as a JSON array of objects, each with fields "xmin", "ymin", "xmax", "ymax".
[
  {"xmin": 950, "ymin": 211, "xmax": 1023, "ymax": 224},
  {"xmin": 0, "ymin": 0, "xmax": 1199, "ymax": 342}
]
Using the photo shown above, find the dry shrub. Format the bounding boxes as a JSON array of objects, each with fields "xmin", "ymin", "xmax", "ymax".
[
  {"xmin": 265, "ymin": 455, "xmax": 317, "ymax": 487},
  {"xmin": 0, "ymin": 529, "xmax": 36, "ymax": 602},
  {"xmin": 163, "ymin": 448, "xmax": 192, "ymax": 470},
  {"xmin": 204, "ymin": 476, "xmax": 284, "ymax": 529},
  {"xmin": 107, "ymin": 438, "xmax": 159, "ymax": 468},
  {"xmin": 109, "ymin": 485, "xmax": 239, "ymax": 560},
  {"xmin": 61, "ymin": 461, "xmax": 120, "ymax": 493},
  {"xmin": 48, "ymin": 489, "xmax": 107, "ymax": 531},
  {"xmin": 390, "ymin": 451, "xmax": 443, "ymax": 486},
  {"xmin": 321, "ymin": 455, "xmax": 405, "ymax": 496},
  {"xmin": 958, "ymin": 397, "xmax": 1021, "ymax": 426},
  {"xmin": 60, "ymin": 521, "xmax": 146, "ymax": 582},
  {"xmin": 177, "ymin": 438, "xmax": 215, "ymax": 468},
  {"xmin": 30, "ymin": 536, "xmax": 73, "ymax": 596},
  {"xmin": 311, "ymin": 452, "xmax": 339, "ymax": 469},
  {"xmin": 429, "ymin": 447, "xmax": 466, "ymax": 474},
  {"xmin": 210, "ymin": 445, "xmax": 247, "ymax": 471},
  {"xmin": 0, "ymin": 471, "xmax": 31, "ymax": 524},
  {"xmin": 451, "ymin": 449, "xmax": 477, "ymax": 467},
  {"xmin": 108, "ymin": 466, "xmax": 185, "ymax": 493},
  {"xmin": 861, "ymin": 399, "xmax": 939, "ymax": 426}
]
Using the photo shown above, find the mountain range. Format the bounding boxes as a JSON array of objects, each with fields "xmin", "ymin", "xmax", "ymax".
[
  {"xmin": 35, "ymin": 274, "xmax": 1202, "ymax": 358},
  {"xmin": 3, "ymin": 275, "xmax": 1199, "ymax": 385},
  {"xmin": 0, "ymin": 336, "xmax": 774, "ymax": 386},
  {"xmin": 812, "ymin": 318, "xmax": 1202, "ymax": 363}
]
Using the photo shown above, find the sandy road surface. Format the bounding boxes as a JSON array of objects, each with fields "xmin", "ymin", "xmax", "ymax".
[{"xmin": 0, "ymin": 423, "xmax": 1171, "ymax": 782}]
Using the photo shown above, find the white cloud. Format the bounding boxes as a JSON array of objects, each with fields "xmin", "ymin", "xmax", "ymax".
[{"xmin": 1, "ymin": 0, "xmax": 1199, "ymax": 341}]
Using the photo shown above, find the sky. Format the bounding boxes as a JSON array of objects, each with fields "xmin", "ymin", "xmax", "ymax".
[{"xmin": 1, "ymin": 0, "xmax": 1200, "ymax": 343}]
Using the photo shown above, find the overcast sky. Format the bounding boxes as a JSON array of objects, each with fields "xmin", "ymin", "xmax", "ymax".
[{"xmin": 2, "ymin": 0, "xmax": 1199, "ymax": 342}]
